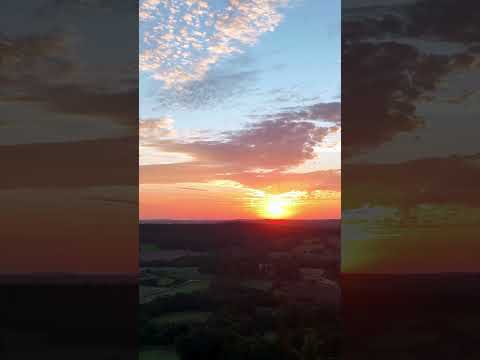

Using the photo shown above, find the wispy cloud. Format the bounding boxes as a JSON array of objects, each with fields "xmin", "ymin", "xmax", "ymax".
[
  {"xmin": 155, "ymin": 67, "xmax": 259, "ymax": 110},
  {"xmin": 140, "ymin": 117, "xmax": 176, "ymax": 140},
  {"xmin": 257, "ymin": 101, "xmax": 341, "ymax": 125},
  {"xmin": 139, "ymin": 117, "xmax": 204, "ymax": 165}
]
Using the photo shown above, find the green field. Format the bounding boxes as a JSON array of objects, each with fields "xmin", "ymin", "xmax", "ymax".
[
  {"xmin": 141, "ymin": 243, "xmax": 162, "ymax": 252},
  {"xmin": 140, "ymin": 279, "xmax": 211, "ymax": 303},
  {"xmin": 140, "ymin": 348, "xmax": 179, "ymax": 360},
  {"xmin": 152, "ymin": 311, "xmax": 211, "ymax": 326},
  {"xmin": 156, "ymin": 277, "xmax": 176, "ymax": 286},
  {"xmin": 162, "ymin": 279, "xmax": 211, "ymax": 296},
  {"xmin": 139, "ymin": 286, "xmax": 168, "ymax": 304},
  {"xmin": 241, "ymin": 280, "xmax": 273, "ymax": 291},
  {"xmin": 153, "ymin": 267, "xmax": 205, "ymax": 279}
]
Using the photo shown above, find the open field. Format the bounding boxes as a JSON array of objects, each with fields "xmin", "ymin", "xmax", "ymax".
[
  {"xmin": 140, "ymin": 279, "xmax": 211, "ymax": 304},
  {"xmin": 152, "ymin": 311, "xmax": 211, "ymax": 326},
  {"xmin": 140, "ymin": 348, "xmax": 179, "ymax": 360},
  {"xmin": 141, "ymin": 243, "xmax": 162, "ymax": 252},
  {"xmin": 141, "ymin": 250, "xmax": 209, "ymax": 263},
  {"xmin": 240, "ymin": 279, "xmax": 273, "ymax": 291},
  {"xmin": 142, "ymin": 266, "xmax": 211, "ymax": 280},
  {"xmin": 140, "ymin": 267, "xmax": 212, "ymax": 303}
]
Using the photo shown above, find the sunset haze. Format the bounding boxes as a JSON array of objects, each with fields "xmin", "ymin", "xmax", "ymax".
[{"xmin": 140, "ymin": 0, "xmax": 341, "ymax": 220}]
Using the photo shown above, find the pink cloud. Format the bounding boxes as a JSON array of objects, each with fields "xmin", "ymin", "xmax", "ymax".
[{"xmin": 151, "ymin": 119, "xmax": 331, "ymax": 171}]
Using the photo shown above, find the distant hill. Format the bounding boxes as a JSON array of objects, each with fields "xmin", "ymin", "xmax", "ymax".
[
  {"xmin": 140, "ymin": 219, "xmax": 340, "ymax": 252},
  {"xmin": 141, "ymin": 218, "xmax": 340, "ymax": 225}
]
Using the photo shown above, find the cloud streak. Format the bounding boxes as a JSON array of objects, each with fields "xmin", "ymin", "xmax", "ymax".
[
  {"xmin": 257, "ymin": 102, "xmax": 341, "ymax": 125},
  {"xmin": 155, "ymin": 68, "xmax": 259, "ymax": 110}
]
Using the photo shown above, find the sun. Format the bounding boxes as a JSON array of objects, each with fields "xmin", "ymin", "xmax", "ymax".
[{"xmin": 263, "ymin": 196, "xmax": 292, "ymax": 219}]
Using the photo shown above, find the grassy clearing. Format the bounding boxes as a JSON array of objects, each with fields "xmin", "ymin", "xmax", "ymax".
[
  {"xmin": 152, "ymin": 311, "xmax": 211, "ymax": 326},
  {"xmin": 154, "ymin": 267, "xmax": 202, "ymax": 278},
  {"xmin": 156, "ymin": 277, "xmax": 176, "ymax": 286},
  {"xmin": 141, "ymin": 243, "xmax": 161, "ymax": 252},
  {"xmin": 241, "ymin": 280, "xmax": 273, "ymax": 291},
  {"xmin": 143, "ymin": 266, "xmax": 212, "ymax": 282},
  {"xmin": 140, "ymin": 266, "xmax": 212, "ymax": 303},
  {"xmin": 140, "ymin": 348, "xmax": 179, "ymax": 360},
  {"xmin": 163, "ymin": 279, "xmax": 211, "ymax": 296},
  {"xmin": 264, "ymin": 331, "xmax": 278, "ymax": 343},
  {"xmin": 139, "ymin": 279, "xmax": 211, "ymax": 303},
  {"xmin": 139, "ymin": 286, "xmax": 168, "ymax": 304}
]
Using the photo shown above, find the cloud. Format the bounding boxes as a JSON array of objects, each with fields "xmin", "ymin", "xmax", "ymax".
[
  {"xmin": 139, "ymin": 114, "xmax": 340, "ymax": 195},
  {"xmin": 140, "ymin": 117, "xmax": 176, "ymax": 141},
  {"xmin": 403, "ymin": 0, "xmax": 480, "ymax": 45},
  {"xmin": 258, "ymin": 102, "xmax": 341, "ymax": 125},
  {"xmin": 139, "ymin": 0, "xmax": 289, "ymax": 88},
  {"xmin": 0, "ymin": 33, "xmax": 74, "ymax": 87},
  {"xmin": 343, "ymin": 154, "xmax": 480, "ymax": 209},
  {"xmin": 266, "ymin": 87, "xmax": 320, "ymax": 104},
  {"xmin": 139, "ymin": 115, "xmax": 341, "ymax": 216},
  {"xmin": 3, "ymin": 84, "xmax": 137, "ymax": 127},
  {"xmin": 155, "ymin": 68, "xmax": 259, "ymax": 110},
  {"xmin": 140, "ymin": 117, "xmax": 213, "ymax": 165},
  {"xmin": 0, "ymin": 137, "xmax": 137, "ymax": 189},
  {"xmin": 0, "ymin": 20, "xmax": 138, "ymax": 126},
  {"xmin": 153, "ymin": 118, "xmax": 330, "ymax": 171},
  {"xmin": 343, "ymin": 0, "xmax": 480, "ymax": 158},
  {"xmin": 138, "ymin": 0, "xmax": 341, "ymax": 207},
  {"xmin": 141, "ymin": 163, "xmax": 340, "ymax": 194},
  {"xmin": 139, "ymin": 0, "xmax": 162, "ymax": 21}
]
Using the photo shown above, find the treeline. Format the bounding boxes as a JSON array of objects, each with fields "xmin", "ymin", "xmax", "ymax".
[
  {"xmin": 140, "ymin": 221, "xmax": 340, "ymax": 252},
  {"xmin": 139, "ymin": 291, "xmax": 341, "ymax": 360}
]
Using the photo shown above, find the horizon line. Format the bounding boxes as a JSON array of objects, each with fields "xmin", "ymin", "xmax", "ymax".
[{"xmin": 139, "ymin": 218, "xmax": 341, "ymax": 222}]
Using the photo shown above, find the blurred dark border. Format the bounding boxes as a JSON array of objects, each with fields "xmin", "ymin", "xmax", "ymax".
[
  {"xmin": 1, "ymin": 1, "xmax": 138, "ymax": 358},
  {"xmin": 342, "ymin": 0, "xmax": 480, "ymax": 358}
]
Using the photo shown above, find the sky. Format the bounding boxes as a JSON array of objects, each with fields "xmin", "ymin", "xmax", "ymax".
[
  {"xmin": 341, "ymin": 0, "xmax": 480, "ymax": 273},
  {"xmin": 139, "ymin": 0, "xmax": 341, "ymax": 220},
  {"xmin": 0, "ymin": 1, "xmax": 138, "ymax": 273}
]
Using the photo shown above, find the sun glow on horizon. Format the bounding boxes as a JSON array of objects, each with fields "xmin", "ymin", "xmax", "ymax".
[{"xmin": 261, "ymin": 195, "xmax": 295, "ymax": 219}]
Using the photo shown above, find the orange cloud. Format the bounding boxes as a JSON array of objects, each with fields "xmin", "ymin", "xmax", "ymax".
[
  {"xmin": 140, "ymin": 181, "xmax": 340, "ymax": 220},
  {"xmin": 139, "ymin": 108, "xmax": 340, "ymax": 220}
]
